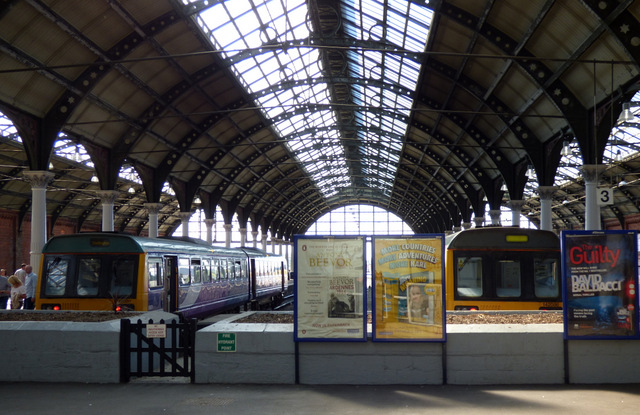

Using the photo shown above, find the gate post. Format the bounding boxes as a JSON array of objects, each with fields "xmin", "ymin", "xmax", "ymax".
[{"xmin": 120, "ymin": 319, "xmax": 131, "ymax": 383}]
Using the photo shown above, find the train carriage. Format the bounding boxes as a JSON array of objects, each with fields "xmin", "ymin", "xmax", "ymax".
[
  {"xmin": 36, "ymin": 232, "xmax": 290, "ymax": 318},
  {"xmin": 445, "ymin": 227, "xmax": 562, "ymax": 310}
]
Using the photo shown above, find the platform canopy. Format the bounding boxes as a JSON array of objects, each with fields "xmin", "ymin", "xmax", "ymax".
[{"xmin": 1, "ymin": 0, "xmax": 640, "ymax": 237}]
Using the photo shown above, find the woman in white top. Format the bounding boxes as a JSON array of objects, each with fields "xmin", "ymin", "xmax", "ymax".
[{"xmin": 8, "ymin": 275, "xmax": 26, "ymax": 309}]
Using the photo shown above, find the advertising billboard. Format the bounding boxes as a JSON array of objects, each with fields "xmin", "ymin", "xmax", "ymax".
[
  {"xmin": 372, "ymin": 235, "xmax": 446, "ymax": 342},
  {"xmin": 294, "ymin": 236, "xmax": 366, "ymax": 341},
  {"xmin": 562, "ymin": 230, "xmax": 639, "ymax": 340}
]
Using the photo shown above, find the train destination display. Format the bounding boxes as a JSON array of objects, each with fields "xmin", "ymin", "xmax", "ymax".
[
  {"xmin": 562, "ymin": 230, "xmax": 639, "ymax": 340},
  {"xmin": 372, "ymin": 235, "xmax": 446, "ymax": 342},
  {"xmin": 294, "ymin": 236, "xmax": 366, "ymax": 341}
]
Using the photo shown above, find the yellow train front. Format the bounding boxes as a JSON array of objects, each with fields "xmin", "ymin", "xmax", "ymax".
[
  {"xmin": 35, "ymin": 233, "xmax": 291, "ymax": 318},
  {"xmin": 445, "ymin": 227, "xmax": 562, "ymax": 311}
]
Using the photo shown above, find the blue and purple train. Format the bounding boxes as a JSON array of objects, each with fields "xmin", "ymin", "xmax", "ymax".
[{"xmin": 36, "ymin": 232, "xmax": 291, "ymax": 318}]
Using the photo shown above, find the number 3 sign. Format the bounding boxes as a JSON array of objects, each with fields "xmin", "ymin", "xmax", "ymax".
[{"xmin": 597, "ymin": 187, "xmax": 613, "ymax": 206}]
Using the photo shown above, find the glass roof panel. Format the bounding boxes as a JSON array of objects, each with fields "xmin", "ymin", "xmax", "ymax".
[{"xmin": 187, "ymin": 0, "xmax": 432, "ymax": 200}]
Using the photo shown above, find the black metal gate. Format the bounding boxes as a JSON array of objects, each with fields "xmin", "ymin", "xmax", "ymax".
[{"xmin": 120, "ymin": 318, "xmax": 197, "ymax": 383}]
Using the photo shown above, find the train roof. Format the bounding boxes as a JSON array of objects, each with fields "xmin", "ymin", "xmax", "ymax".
[
  {"xmin": 41, "ymin": 232, "xmax": 243, "ymax": 256},
  {"xmin": 445, "ymin": 227, "xmax": 560, "ymax": 250}
]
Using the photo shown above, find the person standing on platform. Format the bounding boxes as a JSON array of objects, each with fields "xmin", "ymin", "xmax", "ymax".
[
  {"xmin": 24, "ymin": 265, "xmax": 37, "ymax": 310},
  {"xmin": 8, "ymin": 275, "xmax": 25, "ymax": 309},
  {"xmin": 14, "ymin": 263, "xmax": 27, "ymax": 284},
  {"xmin": 0, "ymin": 269, "xmax": 10, "ymax": 310}
]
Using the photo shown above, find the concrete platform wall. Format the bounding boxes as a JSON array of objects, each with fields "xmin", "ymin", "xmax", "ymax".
[{"xmin": 4, "ymin": 312, "xmax": 640, "ymax": 385}]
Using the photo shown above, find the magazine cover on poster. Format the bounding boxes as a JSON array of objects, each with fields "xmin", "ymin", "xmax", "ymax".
[
  {"xmin": 372, "ymin": 235, "xmax": 446, "ymax": 342},
  {"xmin": 562, "ymin": 230, "xmax": 639, "ymax": 340},
  {"xmin": 294, "ymin": 236, "xmax": 366, "ymax": 341}
]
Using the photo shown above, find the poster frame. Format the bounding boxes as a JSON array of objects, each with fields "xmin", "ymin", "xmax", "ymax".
[
  {"xmin": 371, "ymin": 234, "xmax": 446, "ymax": 343},
  {"xmin": 561, "ymin": 229, "xmax": 639, "ymax": 340},
  {"xmin": 293, "ymin": 235, "xmax": 367, "ymax": 342}
]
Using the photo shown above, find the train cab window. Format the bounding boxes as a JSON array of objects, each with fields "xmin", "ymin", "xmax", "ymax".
[
  {"xmin": 233, "ymin": 260, "xmax": 243, "ymax": 279},
  {"xmin": 43, "ymin": 256, "xmax": 69, "ymax": 296},
  {"xmin": 110, "ymin": 257, "xmax": 136, "ymax": 296},
  {"xmin": 534, "ymin": 258, "xmax": 560, "ymax": 298},
  {"xmin": 148, "ymin": 259, "xmax": 163, "ymax": 289},
  {"xmin": 178, "ymin": 257, "xmax": 190, "ymax": 285},
  {"xmin": 456, "ymin": 256, "xmax": 483, "ymax": 297},
  {"xmin": 202, "ymin": 259, "xmax": 211, "ymax": 283},
  {"xmin": 496, "ymin": 260, "xmax": 521, "ymax": 297},
  {"xmin": 191, "ymin": 259, "xmax": 202, "ymax": 284},
  {"xmin": 77, "ymin": 258, "xmax": 101, "ymax": 296}
]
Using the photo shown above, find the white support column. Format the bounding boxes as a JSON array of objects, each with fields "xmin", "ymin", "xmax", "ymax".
[
  {"xmin": 489, "ymin": 209, "xmax": 501, "ymax": 226},
  {"xmin": 239, "ymin": 227, "xmax": 247, "ymax": 247},
  {"xmin": 224, "ymin": 223, "xmax": 232, "ymax": 248},
  {"xmin": 144, "ymin": 202, "xmax": 163, "ymax": 238},
  {"xmin": 262, "ymin": 235, "xmax": 268, "ymax": 251},
  {"xmin": 96, "ymin": 190, "xmax": 120, "ymax": 232},
  {"xmin": 205, "ymin": 219, "xmax": 215, "ymax": 244},
  {"xmin": 538, "ymin": 186, "xmax": 557, "ymax": 231},
  {"xmin": 509, "ymin": 200, "xmax": 524, "ymax": 228},
  {"xmin": 23, "ymin": 171, "xmax": 55, "ymax": 268},
  {"xmin": 177, "ymin": 212, "xmax": 192, "ymax": 237},
  {"xmin": 582, "ymin": 165, "xmax": 602, "ymax": 230},
  {"xmin": 252, "ymin": 231, "xmax": 259, "ymax": 248}
]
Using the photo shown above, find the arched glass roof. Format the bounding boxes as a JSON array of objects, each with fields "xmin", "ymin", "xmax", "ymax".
[{"xmin": 186, "ymin": 0, "xmax": 433, "ymax": 200}]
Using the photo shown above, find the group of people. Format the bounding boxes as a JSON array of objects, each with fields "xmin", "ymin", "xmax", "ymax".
[{"xmin": 0, "ymin": 263, "xmax": 38, "ymax": 310}]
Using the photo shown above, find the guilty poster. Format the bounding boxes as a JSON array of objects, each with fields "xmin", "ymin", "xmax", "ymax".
[
  {"xmin": 294, "ymin": 236, "xmax": 366, "ymax": 341},
  {"xmin": 562, "ymin": 230, "xmax": 639, "ymax": 339},
  {"xmin": 372, "ymin": 235, "xmax": 446, "ymax": 342}
]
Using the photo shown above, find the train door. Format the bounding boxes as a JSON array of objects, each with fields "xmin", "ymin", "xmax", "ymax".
[
  {"xmin": 164, "ymin": 256, "xmax": 178, "ymax": 313},
  {"xmin": 250, "ymin": 258, "xmax": 257, "ymax": 300}
]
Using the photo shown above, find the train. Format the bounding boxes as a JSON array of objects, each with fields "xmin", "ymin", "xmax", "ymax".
[
  {"xmin": 445, "ymin": 227, "xmax": 562, "ymax": 310},
  {"xmin": 35, "ymin": 232, "xmax": 292, "ymax": 319}
]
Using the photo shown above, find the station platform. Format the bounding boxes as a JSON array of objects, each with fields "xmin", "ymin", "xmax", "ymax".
[{"xmin": 2, "ymin": 382, "xmax": 639, "ymax": 414}]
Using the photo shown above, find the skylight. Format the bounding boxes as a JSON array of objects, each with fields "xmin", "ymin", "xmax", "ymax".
[{"xmin": 183, "ymin": 0, "xmax": 432, "ymax": 200}]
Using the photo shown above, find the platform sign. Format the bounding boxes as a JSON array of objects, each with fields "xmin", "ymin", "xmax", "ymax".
[
  {"xmin": 372, "ymin": 235, "xmax": 446, "ymax": 342},
  {"xmin": 562, "ymin": 230, "xmax": 639, "ymax": 340},
  {"xmin": 294, "ymin": 236, "xmax": 366, "ymax": 341},
  {"xmin": 146, "ymin": 324, "xmax": 166, "ymax": 338},
  {"xmin": 217, "ymin": 333, "xmax": 236, "ymax": 352}
]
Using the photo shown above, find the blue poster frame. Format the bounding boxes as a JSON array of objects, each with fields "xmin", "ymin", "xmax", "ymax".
[
  {"xmin": 293, "ymin": 235, "xmax": 367, "ymax": 342},
  {"xmin": 561, "ymin": 230, "xmax": 640, "ymax": 340},
  {"xmin": 371, "ymin": 234, "xmax": 446, "ymax": 342}
]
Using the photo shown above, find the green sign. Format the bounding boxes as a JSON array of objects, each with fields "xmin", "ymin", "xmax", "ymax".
[{"xmin": 217, "ymin": 333, "xmax": 236, "ymax": 352}]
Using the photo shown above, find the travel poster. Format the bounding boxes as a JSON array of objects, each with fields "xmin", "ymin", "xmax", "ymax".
[
  {"xmin": 372, "ymin": 235, "xmax": 446, "ymax": 342},
  {"xmin": 562, "ymin": 230, "xmax": 639, "ymax": 340},
  {"xmin": 294, "ymin": 236, "xmax": 366, "ymax": 341}
]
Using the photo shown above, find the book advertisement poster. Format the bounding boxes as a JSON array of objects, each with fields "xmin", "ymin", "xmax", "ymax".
[
  {"xmin": 372, "ymin": 235, "xmax": 446, "ymax": 342},
  {"xmin": 294, "ymin": 236, "xmax": 366, "ymax": 341},
  {"xmin": 562, "ymin": 230, "xmax": 639, "ymax": 340}
]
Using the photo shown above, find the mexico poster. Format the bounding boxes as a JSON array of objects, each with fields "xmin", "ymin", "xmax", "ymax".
[
  {"xmin": 562, "ymin": 230, "xmax": 639, "ymax": 340},
  {"xmin": 372, "ymin": 235, "xmax": 446, "ymax": 342},
  {"xmin": 294, "ymin": 236, "xmax": 366, "ymax": 341}
]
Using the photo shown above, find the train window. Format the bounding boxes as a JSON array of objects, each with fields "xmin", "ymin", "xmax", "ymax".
[
  {"xmin": 191, "ymin": 259, "xmax": 202, "ymax": 284},
  {"xmin": 110, "ymin": 256, "xmax": 136, "ymax": 296},
  {"xmin": 496, "ymin": 260, "xmax": 521, "ymax": 297},
  {"xmin": 219, "ymin": 259, "xmax": 228, "ymax": 280},
  {"xmin": 77, "ymin": 258, "xmax": 101, "ymax": 296},
  {"xmin": 456, "ymin": 256, "xmax": 482, "ymax": 297},
  {"xmin": 148, "ymin": 259, "xmax": 163, "ymax": 288},
  {"xmin": 43, "ymin": 256, "xmax": 69, "ymax": 296},
  {"xmin": 234, "ymin": 260, "xmax": 242, "ymax": 279},
  {"xmin": 211, "ymin": 258, "xmax": 220, "ymax": 281},
  {"xmin": 178, "ymin": 257, "xmax": 190, "ymax": 285},
  {"xmin": 202, "ymin": 259, "xmax": 211, "ymax": 283},
  {"xmin": 534, "ymin": 258, "xmax": 560, "ymax": 298}
]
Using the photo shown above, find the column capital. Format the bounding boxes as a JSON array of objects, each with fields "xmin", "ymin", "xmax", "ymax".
[
  {"xmin": 581, "ymin": 164, "xmax": 605, "ymax": 183},
  {"xmin": 177, "ymin": 211, "xmax": 192, "ymax": 222},
  {"xmin": 538, "ymin": 186, "xmax": 557, "ymax": 200},
  {"xmin": 144, "ymin": 202, "xmax": 163, "ymax": 214},
  {"xmin": 96, "ymin": 190, "xmax": 120, "ymax": 204},
  {"xmin": 23, "ymin": 170, "xmax": 55, "ymax": 189},
  {"xmin": 508, "ymin": 199, "xmax": 525, "ymax": 210}
]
